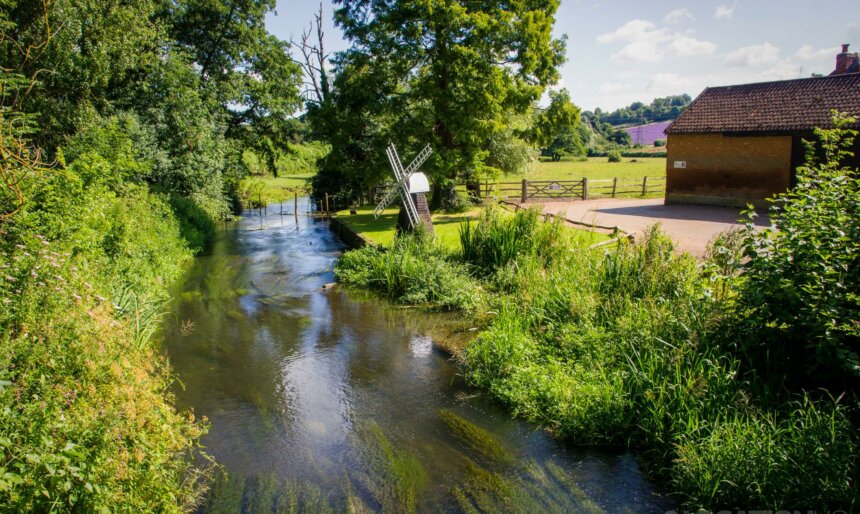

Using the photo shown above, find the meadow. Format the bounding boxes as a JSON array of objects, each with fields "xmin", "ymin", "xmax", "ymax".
[{"xmin": 522, "ymin": 156, "xmax": 664, "ymax": 182}]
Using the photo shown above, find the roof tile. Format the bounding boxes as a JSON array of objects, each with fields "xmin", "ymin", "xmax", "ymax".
[{"xmin": 666, "ymin": 73, "xmax": 860, "ymax": 134}]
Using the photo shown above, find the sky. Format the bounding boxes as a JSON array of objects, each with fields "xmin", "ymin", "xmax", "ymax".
[{"xmin": 266, "ymin": 1, "xmax": 860, "ymax": 112}]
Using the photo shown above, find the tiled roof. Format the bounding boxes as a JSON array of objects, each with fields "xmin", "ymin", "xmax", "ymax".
[{"xmin": 666, "ymin": 73, "xmax": 860, "ymax": 134}]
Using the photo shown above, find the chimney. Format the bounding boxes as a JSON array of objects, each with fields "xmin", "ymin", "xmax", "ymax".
[{"xmin": 832, "ymin": 43, "xmax": 860, "ymax": 75}]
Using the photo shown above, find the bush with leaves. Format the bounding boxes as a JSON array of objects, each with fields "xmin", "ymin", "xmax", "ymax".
[{"xmin": 731, "ymin": 113, "xmax": 860, "ymax": 390}]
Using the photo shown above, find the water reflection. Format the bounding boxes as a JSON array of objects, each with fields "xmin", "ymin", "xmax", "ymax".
[{"xmin": 163, "ymin": 199, "xmax": 670, "ymax": 512}]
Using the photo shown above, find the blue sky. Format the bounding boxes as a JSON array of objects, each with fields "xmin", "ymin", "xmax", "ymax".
[{"xmin": 266, "ymin": 1, "xmax": 860, "ymax": 111}]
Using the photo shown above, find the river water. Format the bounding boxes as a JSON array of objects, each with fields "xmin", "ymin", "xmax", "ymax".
[{"xmin": 163, "ymin": 199, "xmax": 670, "ymax": 513}]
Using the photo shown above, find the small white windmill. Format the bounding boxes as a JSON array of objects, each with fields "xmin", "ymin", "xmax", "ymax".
[{"xmin": 373, "ymin": 143, "xmax": 434, "ymax": 233}]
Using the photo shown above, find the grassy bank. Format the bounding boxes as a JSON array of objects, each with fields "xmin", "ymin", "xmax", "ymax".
[
  {"xmin": 1, "ymin": 130, "xmax": 210, "ymax": 510},
  {"xmin": 334, "ymin": 197, "xmax": 859, "ymax": 510},
  {"xmin": 334, "ymin": 206, "xmax": 482, "ymax": 250},
  {"xmin": 334, "ymin": 205, "xmax": 609, "ymax": 251}
]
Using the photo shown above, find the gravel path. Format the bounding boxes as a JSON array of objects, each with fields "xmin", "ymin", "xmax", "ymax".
[{"xmin": 535, "ymin": 198, "xmax": 770, "ymax": 257}]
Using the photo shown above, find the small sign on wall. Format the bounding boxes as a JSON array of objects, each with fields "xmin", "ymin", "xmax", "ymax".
[{"xmin": 673, "ymin": 160, "xmax": 687, "ymax": 169}]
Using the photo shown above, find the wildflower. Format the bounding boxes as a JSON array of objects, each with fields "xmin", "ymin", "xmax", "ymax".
[
  {"xmin": 15, "ymin": 244, "xmax": 25, "ymax": 250},
  {"xmin": 2, "ymin": 298, "xmax": 10, "ymax": 304},
  {"xmin": 4, "ymin": 275, "xmax": 15, "ymax": 282}
]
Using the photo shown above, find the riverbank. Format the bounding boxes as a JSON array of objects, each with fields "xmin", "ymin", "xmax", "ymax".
[
  {"xmin": 333, "ymin": 204, "xmax": 610, "ymax": 251},
  {"xmin": 333, "ymin": 203, "xmax": 859, "ymax": 511},
  {"xmin": 0, "ymin": 177, "xmax": 209, "ymax": 510}
]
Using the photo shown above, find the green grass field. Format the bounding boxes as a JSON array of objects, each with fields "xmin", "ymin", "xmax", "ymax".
[
  {"xmin": 527, "ymin": 156, "xmax": 665, "ymax": 182},
  {"xmin": 240, "ymin": 174, "xmax": 314, "ymax": 207},
  {"xmin": 468, "ymin": 156, "xmax": 667, "ymax": 199},
  {"xmin": 334, "ymin": 206, "xmax": 480, "ymax": 250},
  {"xmin": 335, "ymin": 205, "xmax": 609, "ymax": 250}
]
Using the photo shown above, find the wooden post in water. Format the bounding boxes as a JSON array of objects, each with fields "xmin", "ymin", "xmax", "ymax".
[
  {"xmin": 582, "ymin": 177, "xmax": 588, "ymax": 200},
  {"xmin": 642, "ymin": 176, "xmax": 648, "ymax": 196},
  {"xmin": 521, "ymin": 178, "xmax": 527, "ymax": 204},
  {"xmin": 294, "ymin": 191, "xmax": 298, "ymax": 225},
  {"xmin": 325, "ymin": 193, "xmax": 330, "ymax": 215},
  {"xmin": 612, "ymin": 177, "xmax": 618, "ymax": 198}
]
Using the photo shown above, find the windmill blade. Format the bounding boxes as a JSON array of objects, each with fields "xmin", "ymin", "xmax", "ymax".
[
  {"xmin": 372, "ymin": 186, "xmax": 399, "ymax": 216},
  {"xmin": 402, "ymin": 144, "xmax": 432, "ymax": 176}
]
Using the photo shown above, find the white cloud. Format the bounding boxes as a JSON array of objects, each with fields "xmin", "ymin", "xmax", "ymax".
[
  {"xmin": 597, "ymin": 20, "xmax": 717, "ymax": 64},
  {"xmin": 794, "ymin": 44, "xmax": 839, "ymax": 60},
  {"xmin": 598, "ymin": 82, "xmax": 634, "ymax": 94},
  {"xmin": 597, "ymin": 20, "xmax": 663, "ymax": 44},
  {"xmin": 726, "ymin": 42, "xmax": 781, "ymax": 67},
  {"xmin": 664, "ymin": 8, "xmax": 693, "ymax": 25},
  {"xmin": 647, "ymin": 72, "xmax": 691, "ymax": 90},
  {"xmin": 714, "ymin": 2, "xmax": 737, "ymax": 20},
  {"xmin": 667, "ymin": 34, "xmax": 718, "ymax": 56}
]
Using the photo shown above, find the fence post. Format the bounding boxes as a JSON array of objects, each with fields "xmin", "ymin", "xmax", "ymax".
[
  {"xmin": 642, "ymin": 176, "xmax": 648, "ymax": 196},
  {"xmin": 521, "ymin": 178, "xmax": 527, "ymax": 204},
  {"xmin": 612, "ymin": 177, "xmax": 618, "ymax": 198},
  {"xmin": 582, "ymin": 177, "xmax": 588, "ymax": 201}
]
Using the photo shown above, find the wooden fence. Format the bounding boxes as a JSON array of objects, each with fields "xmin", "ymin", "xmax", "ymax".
[{"xmin": 489, "ymin": 176, "xmax": 665, "ymax": 202}]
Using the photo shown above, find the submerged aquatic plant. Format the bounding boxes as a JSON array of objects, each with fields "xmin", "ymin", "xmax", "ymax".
[{"xmin": 439, "ymin": 409, "xmax": 514, "ymax": 465}]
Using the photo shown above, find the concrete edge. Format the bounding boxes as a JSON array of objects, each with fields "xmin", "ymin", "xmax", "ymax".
[{"xmin": 329, "ymin": 216, "xmax": 383, "ymax": 251}]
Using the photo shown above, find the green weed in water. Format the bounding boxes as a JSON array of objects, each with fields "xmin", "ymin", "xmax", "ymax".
[
  {"xmin": 353, "ymin": 423, "xmax": 427, "ymax": 513},
  {"xmin": 203, "ymin": 472, "xmax": 335, "ymax": 514},
  {"xmin": 438, "ymin": 409, "xmax": 514, "ymax": 465}
]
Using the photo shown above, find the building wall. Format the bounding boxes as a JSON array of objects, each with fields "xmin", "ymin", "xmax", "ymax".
[{"xmin": 665, "ymin": 133, "xmax": 792, "ymax": 207}]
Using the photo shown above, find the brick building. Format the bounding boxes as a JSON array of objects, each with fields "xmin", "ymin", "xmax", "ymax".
[{"xmin": 664, "ymin": 45, "xmax": 860, "ymax": 207}]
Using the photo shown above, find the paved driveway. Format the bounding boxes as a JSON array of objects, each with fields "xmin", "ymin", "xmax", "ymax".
[{"xmin": 535, "ymin": 198, "xmax": 770, "ymax": 257}]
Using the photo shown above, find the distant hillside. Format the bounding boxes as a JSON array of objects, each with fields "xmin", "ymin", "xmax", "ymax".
[{"xmin": 585, "ymin": 94, "xmax": 692, "ymax": 126}]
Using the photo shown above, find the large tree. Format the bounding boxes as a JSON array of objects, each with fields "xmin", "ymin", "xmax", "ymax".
[
  {"xmin": 315, "ymin": 0, "xmax": 566, "ymax": 200},
  {"xmin": 529, "ymin": 88, "xmax": 585, "ymax": 161}
]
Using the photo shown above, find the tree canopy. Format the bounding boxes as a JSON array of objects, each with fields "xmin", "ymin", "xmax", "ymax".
[
  {"xmin": 311, "ymin": 0, "xmax": 566, "ymax": 199},
  {"xmin": 0, "ymin": 0, "xmax": 303, "ymax": 218},
  {"xmin": 584, "ymin": 93, "xmax": 691, "ymax": 126}
]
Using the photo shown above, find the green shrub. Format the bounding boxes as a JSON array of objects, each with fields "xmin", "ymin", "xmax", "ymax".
[
  {"xmin": 673, "ymin": 397, "xmax": 858, "ymax": 511},
  {"xmin": 439, "ymin": 183, "xmax": 472, "ymax": 213},
  {"xmin": 607, "ymin": 149, "xmax": 622, "ymax": 162},
  {"xmin": 731, "ymin": 114, "xmax": 860, "ymax": 389},
  {"xmin": 460, "ymin": 207, "xmax": 565, "ymax": 270},
  {"xmin": 335, "ymin": 235, "xmax": 482, "ymax": 311},
  {"xmin": 0, "ymin": 122, "xmax": 212, "ymax": 510},
  {"xmin": 0, "ymin": 174, "xmax": 208, "ymax": 511}
]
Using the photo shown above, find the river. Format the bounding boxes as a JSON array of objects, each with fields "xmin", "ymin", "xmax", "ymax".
[{"xmin": 163, "ymin": 199, "xmax": 670, "ymax": 513}]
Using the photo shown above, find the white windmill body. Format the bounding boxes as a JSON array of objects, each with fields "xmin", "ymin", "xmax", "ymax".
[{"xmin": 373, "ymin": 143, "xmax": 434, "ymax": 233}]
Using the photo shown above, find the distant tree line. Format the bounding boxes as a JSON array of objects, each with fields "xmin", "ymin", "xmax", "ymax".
[{"xmin": 584, "ymin": 94, "xmax": 692, "ymax": 127}]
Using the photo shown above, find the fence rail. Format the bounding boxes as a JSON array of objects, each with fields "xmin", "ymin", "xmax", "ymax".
[
  {"xmin": 486, "ymin": 176, "xmax": 665, "ymax": 202},
  {"xmin": 316, "ymin": 176, "xmax": 665, "ymax": 214}
]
